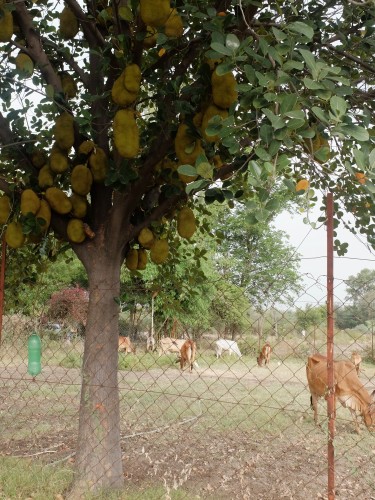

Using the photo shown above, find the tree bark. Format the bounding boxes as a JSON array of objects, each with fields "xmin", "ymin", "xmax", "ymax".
[{"xmin": 68, "ymin": 251, "xmax": 123, "ymax": 498}]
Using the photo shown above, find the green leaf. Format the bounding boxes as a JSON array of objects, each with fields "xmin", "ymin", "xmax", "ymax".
[
  {"xmin": 262, "ymin": 108, "xmax": 285, "ymax": 130},
  {"xmin": 303, "ymin": 78, "xmax": 324, "ymax": 90},
  {"xmin": 210, "ymin": 42, "xmax": 233, "ymax": 56},
  {"xmin": 353, "ymin": 149, "xmax": 366, "ymax": 170},
  {"xmin": 330, "ymin": 95, "xmax": 347, "ymax": 117},
  {"xmin": 185, "ymin": 179, "xmax": 209, "ymax": 194},
  {"xmin": 216, "ymin": 62, "xmax": 235, "ymax": 75},
  {"xmin": 118, "ymin": 6, "xmax": 133, "ymax": 21},
  {"xmin": 369, "ymin": 148, "xmax": 375, "ymax": 170},
  {"xmin": 298, "ymin": 49, "xmax": 317, "ymax": 77},
  {"xmin": 311, "ymin": 106, "xmax": 330, "ymax": 124},
  {"xmin": 226, "ymin": 33, "xmax": 240, "ymax": 51},
  {"xmin": 340, "ymin": 124, "xmax": 369, "ymax": 142},
  {"xmin": 196, "ymin": 162, "xmax": 213, "ymax": 179},
  {"xmin": 265, "ymin": 198, "xmax": 280, "ymax": 211},
  {"xmin": 178, "ymin": 164, "xmax": 197, "ymax": 176},
  {"xmin": 254, "ymin": 147, "xmax": 271, "ymax": 161},
  {"xmin": 272, "ymin": 27, "xmax": 287, "ymax": 41},
  {"xmin": 280, "ymin": 94, "xmax": 298, "ymax": 114},
  {"xmin": 288, "ymin": 21, "xmax": 314, "ymax": 40}
]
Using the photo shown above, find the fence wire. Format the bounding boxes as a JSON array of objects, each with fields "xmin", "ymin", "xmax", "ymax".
[{"xmin": 1, "ymin": 243, "xmax": 375, "ymax": 499}]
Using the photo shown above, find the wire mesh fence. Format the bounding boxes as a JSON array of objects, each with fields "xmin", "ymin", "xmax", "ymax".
[{"xmin": 1, "ymin": 241, "xmax": 375, "ymax": 498}]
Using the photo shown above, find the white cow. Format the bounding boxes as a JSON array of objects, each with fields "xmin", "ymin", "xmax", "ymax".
[{"xmin": 215, "ymin": 339, "xmax": 242, "ymax": 358}]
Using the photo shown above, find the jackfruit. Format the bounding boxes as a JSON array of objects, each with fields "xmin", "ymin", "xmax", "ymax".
[
  {"xmin": 21, "ymin": 189, "xmax": 41, "ymax": 216},
  {"xmin": 175, "ymin": 123, "xmax": 204, "ymax": 166},
  {"xmin": 123, "ymin": 64, "xmax": 141, "ymax": 93},
  {"xmin": 60, "ymin": 72, "xmax": 77, "ymax": 98},
  {"xmin": 35, "ymin": 199, "xmax": 51, "ymax": 232},
  {"xmin": 113, "ymin": 109, "xmax": 139, "ymax": 159},
  {"xmin": 201, "ymin": 104, "xmax": 228, "ymax": 142},
  {"xmin": 45, "ymin": 187, "xmax": 72, "ymax": 214},
  {"xmin": 67, "ymin": 218, "xmax": 86, "ymax": 243},
  {"xmin": 126, "ymin": 248, "xmax": 138, "ymax": 270},
  {"xmin": 70, "ymin": 193, "xmax": 88, "ymax": 218},
  {"xmin": 137, "ymin": 249, "xmax": 148, "ymax": 270},
  {"xmin": 111, "ymin": 73, "xmax": 138, "ymax": 106},
  {"xmin": 54, "ymin": 112, "xmax": 74, "ymax": 151},
  {"xmin": 15, "ymin": 53, "xmax": 34, "ymax": 76},
  {"xmin": 138, "ymin": 227, "xmax": 155, "ymax": 249},
  {"xmin": 150, "ymin": 238, "xmax": 169, "ymax": 264},
  {"xmin": 164, "ymin": 8, "xmax": 183, "ymax": 37},
  {"xmin": 177, "ymin": 206, "xmax": 196, "ymax": 239},
  {"xmin": 59, "ymin": 6, "xmax": 79, "ymax": 39},
  {"xmin": 143, "ymin": 26, "xmax": 157, "ymax": 48},
  {"xmin": 5, "ymin": 221, "xmax": 25, "ymax": 249},
  {"xmin": 31, "ymin": 149, "xmax": 47, "ymax": 169},
  {"xmin": 211, "ymin": 70, "xmax": 238, "ymax": 109},
  {"xmin": 71, "ymin": 164, "xmax": 93, "ymax": 196},
  {"xmin": 140, "ymin": 0, "xmax": 170, "ymax": 27},
  {"xmin": 49, "ymin": 144, "xmax": 69, "ymax": 173},
  {"xmin": 0, "ymin": 195, "xmax": 11, "ymax": 224},
  {"xmin": 38, "ymin": 164, "xmax": 54, "ymax": 188},
  {"xmin": 88, "ymin": 147, "xmax": 108, "ymax": 182},
  {"xmin": 205, "ymin": 58, "xmax": 222, "ymax": 71},
  {"xmin": 0, "ymin": 8, "xmax": 13, "ymax": 42}
]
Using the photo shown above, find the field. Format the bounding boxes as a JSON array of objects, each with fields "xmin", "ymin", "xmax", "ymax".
[{"xmin": 0, "ymin": 335, "xmax": 375, "ymax": 499}]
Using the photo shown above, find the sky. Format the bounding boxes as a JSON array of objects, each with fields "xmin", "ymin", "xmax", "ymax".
[{"xmin": 274, "ymin": 203, "xmax": 375, "ymax": 307}]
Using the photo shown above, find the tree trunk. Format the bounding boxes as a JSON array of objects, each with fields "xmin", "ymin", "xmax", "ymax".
[{"xmin": 68, "ymin": 253, "xmax": 123, "ymax": 497}]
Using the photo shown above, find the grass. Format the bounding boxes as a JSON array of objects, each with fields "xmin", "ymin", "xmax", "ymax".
[{"xmin": 0, "ymin": 457, "xmax": 73, "ymax": 500}]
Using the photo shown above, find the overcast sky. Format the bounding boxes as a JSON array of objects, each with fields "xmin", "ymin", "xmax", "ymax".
[{"xmin": 274, "ymin": 203, "xmax": 375, "ymax": 307}]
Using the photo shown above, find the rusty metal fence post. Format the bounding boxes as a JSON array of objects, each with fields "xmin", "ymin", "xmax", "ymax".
[
  {"xmin": 326, "ymin": 192, "xmax": 335, "ymax": 500},
  {"xmin": 0, "ymin": 236, "xmax": 6, "ymax": 345}
]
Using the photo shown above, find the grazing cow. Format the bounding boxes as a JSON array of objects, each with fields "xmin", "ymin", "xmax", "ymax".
[
  {"xmin": 351, "ymin": 351, "xmax": 362, "ymax": 375},
  {"xmin": 118, "ymin": 336, "xmax": 136, "ymax": 354},
  {"xmin": 178, "ymin": 339, "xmax": 197, "ymax": 373},
  {"xmin": 215, "ymin": 339, "xmax": 242, "ymax": 358},
  {"xmin": 158, "ymin": 337, "xmax": 186, "ymax": 356},
  {"xmin": 306, "ymin": 353, "xmax": 375, "ymax": 433},
  {"xmin": 257, "ymin": 342, "xmax": 272, "ymax": 367}
]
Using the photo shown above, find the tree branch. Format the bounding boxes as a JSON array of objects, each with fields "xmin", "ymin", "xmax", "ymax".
[
  {"xmin": 65, "ymin": 0, "xmax": 106, "ymax": 48},
  {"xmin": 324, "ymin": 44, "xmax": 375, "ymax": 75}
]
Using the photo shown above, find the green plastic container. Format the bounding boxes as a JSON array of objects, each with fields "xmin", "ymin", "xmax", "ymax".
[{"xmin": 28, "ymin": 332, "xmax": 41, "ymax": 376}]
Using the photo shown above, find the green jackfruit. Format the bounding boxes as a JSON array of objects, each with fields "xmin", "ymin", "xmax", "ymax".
[
  {"xmin": 140, "ymin": 0, "xmax": 170, "ymax": 27},
  {"xmin": 35, "ymin": 199, "xmax": 51, "ymax": 232},
  {"xmin": 21, "ymin": 189, "xmax": 41, "ymax": 216},
  {"xmin": 137, "ymin": 249, "xmax": 148, "ymax": 270},
  {"xmin": 60, "ymin": 72, "xmax": 77, "ymax": 98},
  {"xmin": 59, "ymin": 6, "xmax": 79, "ymax": 39},
  {"xmin": 0, "ymin": 8, "xmax": 13, "ymax": 42},
  {"xmin": 45, "ymin": 187, "xmax": 72, "ymax": 214},
  {"xmin": 150, "ymin": 239, "xmax": 169, "ymax": 264},
  {"xmin": 201, "ymin": 104, "xmax": 228, "ymax": 142},
  {"xmin": 175, "ymin": 123, "xmax": 203, "ymax": 166},
  {"xmin": 71, "ymin": 164, "xmax": 93, "ymax": 196},
  {"xmin": 164, "ymin": 8, "xmax": 183, "ymax": 37},
  {"xmin": 38, "ymin": 165, "xmax": 54, "ymax": 188},
  {"xmin": 54, "ymin": 112, "xmax": 74, "ymax": 151},
  {"xmin": 49, "ymin": 144, "xmax": 69, "ymax": 174},
  {"xmin": 70, "ymin": 194, "xmax": 88, "ymax": 218},
  {"xmin": 67, "ymin": 218, "xmax": 86, "ymax": 243},
  {"xmin": 211, "ymin": 70, "xmax": 238, "ymax": 109},
  {"xmin": 88, "ymin": 147, "xmax": 108, "ymax": 182},
  {"xmin": 126, "ymin": 248, "xmax": 138, "ymax": 270},
  {"xmin": 113, "ymin": 109, "xmax": 139, "ymax": 159},
  {"xmin": 177, "ymin": 206, "xmax": 196, "ymax": 239},
  {"xmin": 138, "ymin": 227, "xmax": 154, "ymax": 249},
  {"xmin": 123, "ymin": 64, "xmax": 141, "ymax": 93},
  {"xmin": 5, "ymin": 221, "xmax": 25, "ymax": 249},
  {"xmin": 111, "ymin": 73, "xmax": 137, "ymax": 106}
]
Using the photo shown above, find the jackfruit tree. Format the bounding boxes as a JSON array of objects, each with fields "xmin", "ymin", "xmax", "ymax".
[{"xmin": 1, "ymin": 0, "xmax": 375, "ymax": 495}]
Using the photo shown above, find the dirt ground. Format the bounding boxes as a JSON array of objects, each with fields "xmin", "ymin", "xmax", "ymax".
[{"xmin": 1, "ymin": 362, "xmax": 375, "ymax": 499}]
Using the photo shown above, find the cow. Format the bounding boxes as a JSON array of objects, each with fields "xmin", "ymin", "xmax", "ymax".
[
  {"xmin": 177, "ymin": 339, "xmax": 197, "ymax": 373},
  {"xmin": 118, "ymin": 336, "xmax": 136, "ymax": 354},
  {"xmin": 158, "ymin": 337, "xmax": 186, "ymax": 356},
  {"xmin": 306, "ymin": 353, "xmax": 375, "ymax": 433},
  {"xmin": 257, "ymin": 342, "xmax": 272, "ymax": 367},
  {"xmin": 351, "ymin": 351, "xmax": 362, "ymax": 375},
  {"xmin": 215, "ymin": 339, "xmax": 242, "ymax": 358}
]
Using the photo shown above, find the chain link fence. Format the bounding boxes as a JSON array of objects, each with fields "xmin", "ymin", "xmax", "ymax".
[{"xmin": 1, "ymin": 238, "xmax": 375, "ymax": 499}]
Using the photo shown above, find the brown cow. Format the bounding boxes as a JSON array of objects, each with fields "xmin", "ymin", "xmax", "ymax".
[
  {"xmin": 306, "ymin": 353, "xmax": 375, "ymax": 433},
  {"xmin": 351, "ymin": 351, "xmax": 362, "ymax": 375},
  {"xmin": 257, "ymin": 342, "xmax": 272, "ymax": 367},
  {"xmin": 118, "ymin": 336, "xmax": 136, "ymax": 354},
  {"xmin": 178, "ymin": 339, "xmax": 197, "ymax": 373},
  {"xmin": 158, "ymin": 337, "xmax": 185, "ymax": 356}
]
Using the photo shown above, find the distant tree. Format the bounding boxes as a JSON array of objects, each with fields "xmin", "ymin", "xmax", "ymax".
[
  {"xmin": 296, "ymin": 305, "xmax": 325, "ymax": 331},
  {"xmin": 343, "ymin": 269, "xmax": 375, "ymax": 326}
]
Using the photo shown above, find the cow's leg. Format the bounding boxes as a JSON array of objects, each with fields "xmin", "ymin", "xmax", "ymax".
[{"xmin": 311, "ymin": 394, "xmax": 319, "ymax": 425}]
